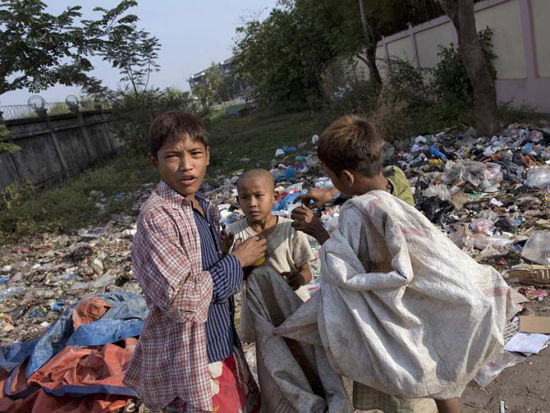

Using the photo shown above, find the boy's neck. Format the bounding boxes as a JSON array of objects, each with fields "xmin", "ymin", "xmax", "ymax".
[
  {"xmin": 248, "ymin": 213, "xmax": 277, "ymax": 234},
  {"xmin": 353, "ymin": 173, "xmax": 388, "ymax": 196}
]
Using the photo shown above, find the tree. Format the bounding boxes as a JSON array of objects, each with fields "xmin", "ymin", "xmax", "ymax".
[
  {"xmin": 437, "ymin": 0, "xmax": 499, "ymax": 136},
  {"xmin": 292, "ymin": 0, "xmax": 443, "ymax": 88},
  {"xmin": 191, "ymin": 63, "xmax": 224, "ymax": 109},
  {"xmin": 358, "ymin": 0, "xmax": 381, "ymax": 87},
  {"xmin": 233, "ymin": 5, "xmax": 335, "ymax": 106},
  {"xmin": 0, "ymin": 0, "xmax": 141, "ymax": 98},
  {"xmin": 97, "ymin": 26, "xmax": 160, "ymax": 95}
]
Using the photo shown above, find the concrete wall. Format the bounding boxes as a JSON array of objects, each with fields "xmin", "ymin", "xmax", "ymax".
[
  {"xmin": 0, "ymin": 110, "xmax": 120, "ymax": 192},
  {"xmin": 325, "ymin": 0, "xmax": 550, "ymax": 112}
]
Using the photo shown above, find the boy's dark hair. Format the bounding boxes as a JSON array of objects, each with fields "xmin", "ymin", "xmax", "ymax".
[
  {"xmin": 317, "ymin": 115, "xmax": 382, "ymax": 177},
  {"xmin": 149, "ymin": 110, "xmax": 208, "ymax": 156}
]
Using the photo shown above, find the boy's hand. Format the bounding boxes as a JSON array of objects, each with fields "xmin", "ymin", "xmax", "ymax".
[
  {"xmin": 300, "ymin": 187, "xmax": 338, "ymax": 208},
  {"xmin": 291, "ymin": 205, "xmax": 330, "ymax": 245},
  {"xmin": 220, "ymin": 230, "xmax": 234, "ymax": 255},
  {"xmin": 281, "ymin": 271, "xmax": 304, "ymax": 290},
  {"xmin": 232, "ymin": 236, "xmax": 267, "ymax": 268}
]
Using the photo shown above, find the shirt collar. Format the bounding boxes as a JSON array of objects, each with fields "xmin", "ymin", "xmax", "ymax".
[{"xmin": 156, "ymin": 181, "xmax": 209, "ymax": 209}]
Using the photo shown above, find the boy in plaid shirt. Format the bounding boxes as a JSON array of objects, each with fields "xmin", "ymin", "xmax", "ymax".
[{"xmin": 124, "ymin": 111, "xmax": 265, "ymax": 412}]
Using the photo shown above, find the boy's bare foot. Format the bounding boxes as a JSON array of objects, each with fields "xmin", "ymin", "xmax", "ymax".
[{"xmin": 434, "ymin": 398, "xmax": 460, "ymax": 413}]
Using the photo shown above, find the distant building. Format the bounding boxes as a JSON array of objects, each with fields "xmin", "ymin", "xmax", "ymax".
[{"xmin": 187, "ymin": 57, "xmax": 248, "ymax": 100}]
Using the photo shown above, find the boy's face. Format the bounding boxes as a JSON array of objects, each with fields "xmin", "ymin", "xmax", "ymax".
[
  {"xmin": 150, "ymin": 135, "xmax": 210, "ymax": 200},
  {"xmin": 237, "ymin": 177, "xmax": 276, "ymax": 224}
]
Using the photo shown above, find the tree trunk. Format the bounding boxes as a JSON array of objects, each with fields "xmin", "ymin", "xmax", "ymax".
[
  {"xmin": 358, "ymin": 0, "xmax": 382, "ymax": 87},
  {"xmin": 438, "ymin": 0, "xmax": 499, "ymax": 136}
]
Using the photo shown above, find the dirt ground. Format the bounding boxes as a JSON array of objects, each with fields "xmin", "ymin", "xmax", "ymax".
[{"xmin": 461, "ymin": 297, "xmax": 550, "ymax": 413}]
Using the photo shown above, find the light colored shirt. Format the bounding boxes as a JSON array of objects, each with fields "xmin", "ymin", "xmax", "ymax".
[{"xmin": 227, "ymin": 216, "xmax": 315, "ymax": 300}]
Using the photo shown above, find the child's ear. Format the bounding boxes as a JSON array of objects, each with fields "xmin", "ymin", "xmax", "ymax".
[
  {"xmin": 149, "ymin": 154, "xmax": 158, "ymax": 170},
  {"xmin": 340, "ymin": 169, "xmax": 355, "ymax": 188},
  {"xmin": 272, "ymin": 190, "xmax": 278, "ymax": 205}
]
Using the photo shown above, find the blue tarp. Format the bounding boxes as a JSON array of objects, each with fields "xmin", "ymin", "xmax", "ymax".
[{"xmin": 26, "ymin": 292, "xmax": 147, "ymax": 377}]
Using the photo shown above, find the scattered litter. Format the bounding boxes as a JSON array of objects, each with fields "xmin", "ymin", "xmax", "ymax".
[
  {"xmin": 504, "ymin": 332, "xmax": 550, "ymax": 354},
  {"xmin": 519, "ymin": 316, "xmax": 550, "ymax": 334}
]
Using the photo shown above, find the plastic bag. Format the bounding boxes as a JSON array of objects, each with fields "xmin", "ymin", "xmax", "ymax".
[
  {"xmin": 422, "ymin": 184, "xmax": 450, "ymax": 201},
  {"xmin": 526, "ymin": 166, "xmax": 550, "ymax": 188},
  {"xmin": 444, "ymin": 161, "xmax": 502, "ymax": 192},
  {"xmin": 474, "ymin": 350, "xmax": 523, "ymax": 388},
  {"xmin": 482, "ymin": 163, "xmax": 503, "ymax": 192},
  {"xmin": 522, "ymin": 231, "xmax": 550, "ymax": 264}
]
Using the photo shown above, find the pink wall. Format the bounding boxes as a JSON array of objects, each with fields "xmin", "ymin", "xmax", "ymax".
[{"xmin": 376, "ymin": 0, "xmax": 550, "ymax": 113}]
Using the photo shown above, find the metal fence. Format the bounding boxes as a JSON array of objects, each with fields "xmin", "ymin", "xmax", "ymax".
[{"xmin": 0, "ymin": 101, "xmax": 98, "ymax": 121}]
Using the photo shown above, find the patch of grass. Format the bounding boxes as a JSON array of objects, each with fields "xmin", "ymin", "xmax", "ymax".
[
  {"xmin": 0, "ymin": 154, "xmax": 157, "ymax": 241},
  {"xmin": 206, "ymin": 107, "xmax": 329, "ymax": 180}
]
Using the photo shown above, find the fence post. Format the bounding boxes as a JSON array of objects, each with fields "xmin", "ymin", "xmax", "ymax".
[
  {"xmin": 408, "ymin": 23, "xmax": 421, "ymax": 68},
  {"xmin": 45, "ymin": 114, "xmax": 69, "ymax": 176},
  {"xmin": 0, "ymin": 119, "xmax": 25, "ymax": 183},
  {"xmin": 97, "ymin": 106, "xmax": 115, "ymax": 154},
  {"xmin": 519, "ymin": 0, "xmax": 538, "ymax": 81},
  {"xmin": 77, "ymin": 112, "xmax": 95, "ymax": 164}
]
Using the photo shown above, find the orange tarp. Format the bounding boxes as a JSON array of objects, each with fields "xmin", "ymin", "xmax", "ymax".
[
  {"xmin": 72, "ymin": 298, "xmax": 112, "ymax": 331},
  {"xmin": 29, "ymin": 339, "xmax": 136, "ymax": 392}
]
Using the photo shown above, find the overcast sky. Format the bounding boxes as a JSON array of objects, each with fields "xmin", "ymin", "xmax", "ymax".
[{"xmin": 1, "ymin": 0, "xmax": 278, "ymax": 105}]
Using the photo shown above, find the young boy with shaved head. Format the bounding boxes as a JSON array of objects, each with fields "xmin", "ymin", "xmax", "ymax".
[{"xmin": 227, "ymin": 168, "xmax": 314, "ymax": 300}]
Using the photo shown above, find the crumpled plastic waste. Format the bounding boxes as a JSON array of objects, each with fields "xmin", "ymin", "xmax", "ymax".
[
  {"xmin": 521, "ymin": 231, "xmax": 550, "ymax": 265},
  {"xmin": 526, "ymin": 166, "xmax": 550, "ymax": 188}
]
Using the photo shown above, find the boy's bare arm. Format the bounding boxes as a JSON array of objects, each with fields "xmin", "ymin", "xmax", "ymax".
[
  {"xmin": 291, "ymin": 206, "xmax": 330, "ymax": 245},
  {"xmin": 301, "ymin": 187, "xmax": 339, "ymax": 208},
  {"xmin": 298, "ymin": 262, "xmax": 312, "ymax": 285},
  {"xmin": 282, "ymin": 263, "xmax": 312, "ymax": 290},
  {"xmin": 220, "ymin": 230, "xmax": 234, "ymax": 255}
]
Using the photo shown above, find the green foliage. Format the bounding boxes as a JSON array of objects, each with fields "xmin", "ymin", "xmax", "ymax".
[
  {"xmin": 0, "ymin": 123, "xmax": 19, "ymax": 155},
  {"xmin": 0, "ymin": 108, "xmax": 328, "ymax": 240},
  {"xmin": 232, "ymin": 0, "xmax": 444, "ymax": 108},
  {"xmin": 95, "ymin": 24, "xmax": 160, "ymax": 95},
  {"xmin": 327, "ymin": 79, "xmax": 380, "ymax": 115},
  {"xmin": 384, "ymin": 57, "xmax": 427, "ymax": 102},
  {"xmin": 110, "ymin": 88, "xmax": 201, "ymax": 154},
  {"xmin": 0, "ymin": 0, "xmax": 140, "ymax": 96},
  {"xmin": 0, "ymin": 154, "xmax": 157, "ymax": 239},
  {"xmin": 498, "ymin": 102, "xmax": 537, "ymax": 125},
  {"xmin": 430, "ymin": 27, "xmax": 496, "ymax": 105},
  {"xmin": 233, "ymin": 6, "xmax": 335, "ymax": 106},
  {"xmin": 192, "ymin": 63, "xmax": 227, "ymax": 109},
  {"xmin": 0, "ymin": 181, "xmax": 33, "ymax": 213}
]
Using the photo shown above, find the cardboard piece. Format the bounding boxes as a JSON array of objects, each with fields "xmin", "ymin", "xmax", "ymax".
[{"xmin": 519, "ymin": 316, "xmax": 550, "ymax": 334}]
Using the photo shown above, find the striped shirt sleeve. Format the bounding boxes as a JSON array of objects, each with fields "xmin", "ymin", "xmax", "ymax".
[{"xmin": 207, "ymin": 254, "xmax": 243, "ymax": 302}]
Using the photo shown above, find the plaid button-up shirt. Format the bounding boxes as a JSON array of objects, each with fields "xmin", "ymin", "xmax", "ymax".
[{"xmin": 124, "ymin": 181, "xmax": 240, "ymax": 411}]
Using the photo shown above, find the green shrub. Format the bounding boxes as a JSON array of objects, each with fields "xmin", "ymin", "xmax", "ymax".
[
  {"xmin": 328, "ymin": 79, "xmax": 380, "ymax": 115},
  {"xmin": 384, "ymin": 57, "xmax": 428, "ymax": 103},
  {"xmin": 498, "ymin": 101, "xmax": 537, "ymax": 125},
  {"xmin": 430, "ymin": 27, "xmax": 496, "ymax": 105},
  {"xmin": 110, "ymin": 88, "xmax": 202, "ymax": 154}
]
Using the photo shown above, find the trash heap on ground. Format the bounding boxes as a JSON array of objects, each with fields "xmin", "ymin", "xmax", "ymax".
[{"xmin": 1, "ymin": 124, "xmax": 550, "ymax": 411}]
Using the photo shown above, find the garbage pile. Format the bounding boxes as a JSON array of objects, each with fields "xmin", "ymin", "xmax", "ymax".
[
  {"xmin": 390, "ymin": 126, "xmax": 550, "ymax": 274},
  {"xmin": 1, "ymin": 124, "xmax": 549, "ymax": 410}
]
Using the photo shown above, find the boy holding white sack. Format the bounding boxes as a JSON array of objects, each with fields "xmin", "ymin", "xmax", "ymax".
[{"xmin": 288, "ymin": 115, "xmax": 518, "ymax": 413}]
